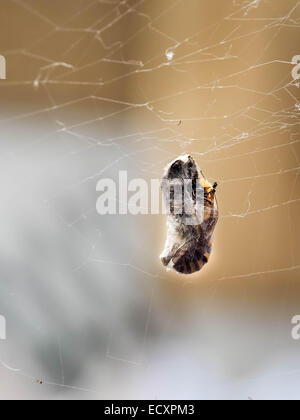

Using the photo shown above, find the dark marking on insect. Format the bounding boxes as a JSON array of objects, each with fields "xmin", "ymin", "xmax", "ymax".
[{"xmin": 160, "ymin": 154, "xmax": 219, "ymax": 275}]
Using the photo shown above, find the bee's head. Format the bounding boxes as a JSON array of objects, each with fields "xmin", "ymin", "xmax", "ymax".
[
  {"xmin": 164, "ymin": 154, "xmax": 199, "ymax": 181},
  {"xmin": 161, "ymin": 154, "xmax": 204, "ymax": 222}
]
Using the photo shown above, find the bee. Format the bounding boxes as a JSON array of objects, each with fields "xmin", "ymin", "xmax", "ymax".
[{"xmin": 160, "ymin": 154, "xmax": 218, "ymax": 275}]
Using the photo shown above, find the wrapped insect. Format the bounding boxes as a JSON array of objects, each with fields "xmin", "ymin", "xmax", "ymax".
[{"xmin": 160, "ymin": 154, "xmax": 218, "ymax": 275}]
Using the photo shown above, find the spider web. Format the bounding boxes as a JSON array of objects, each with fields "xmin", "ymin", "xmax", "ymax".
[{"xmin": 0, "ymin": 0, "xmax": 299, "ymax": 400}]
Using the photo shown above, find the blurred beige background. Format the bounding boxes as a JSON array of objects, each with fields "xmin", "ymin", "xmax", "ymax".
[{"xmin": 0, "ymin": 0, "xmax": 299, "ymax": 400}]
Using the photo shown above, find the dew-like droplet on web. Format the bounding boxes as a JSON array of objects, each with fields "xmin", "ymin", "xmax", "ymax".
[{"xmin": 166, "ymin": 50, "xmax": 175, "ymax": 61}]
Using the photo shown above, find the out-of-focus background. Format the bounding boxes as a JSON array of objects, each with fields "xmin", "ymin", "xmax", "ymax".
[{"xmin": 0, "ymin": 0, "xmax": 299, "ymax": 400}]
